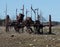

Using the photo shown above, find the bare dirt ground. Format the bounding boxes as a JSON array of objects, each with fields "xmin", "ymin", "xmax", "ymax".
[{"xmin": 0, "ymin": 26, "xmax": 60, "ymax": 47}]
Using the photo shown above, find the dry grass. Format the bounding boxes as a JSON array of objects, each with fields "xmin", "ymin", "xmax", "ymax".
[{"xmin": 0, "ymin": 26, "xmax": 60, "ymax": 47}]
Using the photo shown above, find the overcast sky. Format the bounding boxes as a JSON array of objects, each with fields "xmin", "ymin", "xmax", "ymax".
[{"xmin": 0, "ymin": 0, "xmax": 60, "ymax": 21}]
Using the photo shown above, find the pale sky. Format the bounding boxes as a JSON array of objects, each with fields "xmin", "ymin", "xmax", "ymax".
[{"xmin": 0, "ymin": 0, "xmax": 60, "ymax": 21}]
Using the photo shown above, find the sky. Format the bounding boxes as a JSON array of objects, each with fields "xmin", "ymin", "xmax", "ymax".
[{"xmin": 0, "ymin": 0, "xmax": 60, "ymax": 22}]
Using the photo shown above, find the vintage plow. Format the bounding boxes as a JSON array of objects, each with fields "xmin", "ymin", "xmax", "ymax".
[
  {"xmin": 5, "ymin": 5, "xmax": 54, "ymax": 34},
  {"xmin": 5, "ymin": 13, "xmax": 53, "ymax": 34}
]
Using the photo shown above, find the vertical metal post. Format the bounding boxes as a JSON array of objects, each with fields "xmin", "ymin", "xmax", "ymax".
[
  {"xmin": 31, "ymin": 5, "xmax": 36, "ymax": 21},
  {"xmin": 31, "ymin": 6, "xmax": 32, "ymax": 19},
  {"xmin": 5, "ymin": 15, "xmax": 10, "ymax": 32},
  {"xmin": 16, "ymin": 9, "xmax": 17, "ymax": 16},
  {"xmin": 37, "ymin": 9, "xmax": 38, "ymax": 20},
  {"xmin": 23, "ymin": 5, "xmax": 24, "ymax": 15},
  {"xmin": 49, "ymin": 15, "xmax": 52, "ymax": 34},
  {"xmin": 6, "ymin": 3, "xmax": 7, "ymax": 17},
  {"xmin": 16, "ymin": 9, "xmax": 17, "ymax": 19},
  {"xmin": 20, "ymin": 5, "xmax": 24, "ymax": 33},
  {"xmin": 21, "ymin": 5, "xmax": 24, "ymax": 15},
  {"xmin": 5, "ymin": 3, "xmax": 8, "ymax": 32}
]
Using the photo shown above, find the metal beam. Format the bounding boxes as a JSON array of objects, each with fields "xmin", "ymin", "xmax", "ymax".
[
  {"xmin": 49, "ymin": 15, "xmax": 52, "ymax": 34},
  {"xmin": 21, "ymin": 5, "xmax": 24, "ymax": 15}
]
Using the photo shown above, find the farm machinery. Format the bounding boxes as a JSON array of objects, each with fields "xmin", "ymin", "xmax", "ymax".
[
  {"xmin": 5, "ymin": 13, "xmax": 53, "ymax": 34},
  {"xmin": 5, "ymin": 5, "xmax": 54, "ymax": 34}
]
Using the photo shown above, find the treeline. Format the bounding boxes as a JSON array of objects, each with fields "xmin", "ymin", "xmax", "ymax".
[
  {"xmin": 0, "ymin": 19, "xmax": 5, "ymax": 26},
  {"xmin": 43, "ymin": 21, "xmax": 60, "ymax": 26},
  {"xmin": 51, "ymin": 21, "xmax": 60, "ymax": 25},
  {"xmin": 0, "ymin": 19, "xmax": 60, "ymax": 26}
]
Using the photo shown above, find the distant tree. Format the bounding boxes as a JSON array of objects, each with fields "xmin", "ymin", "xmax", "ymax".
[{"xmin": 0, "ymin": 19, "xmax": 5, "ymax": 26}]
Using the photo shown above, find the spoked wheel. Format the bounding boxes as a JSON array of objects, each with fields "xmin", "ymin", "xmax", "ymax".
[{"xmin": 26, "ymin": 27, "xmax": 33, "ymax": 34}]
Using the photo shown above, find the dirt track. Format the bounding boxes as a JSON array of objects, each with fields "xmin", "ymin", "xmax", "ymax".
[{"xmin": 0, "ymin": 26, "xmax": 60, "ymax": 47}]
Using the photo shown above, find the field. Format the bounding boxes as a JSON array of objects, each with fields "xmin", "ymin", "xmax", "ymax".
[{"xmin": 0, "ymin": 26, "xmax": 60, "ymax": 47}]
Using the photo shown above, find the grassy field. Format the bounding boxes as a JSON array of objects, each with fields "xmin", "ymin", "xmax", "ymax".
[{"xmin": 0, "ymin": 26, "xmax": 60, "ymax": 47}]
